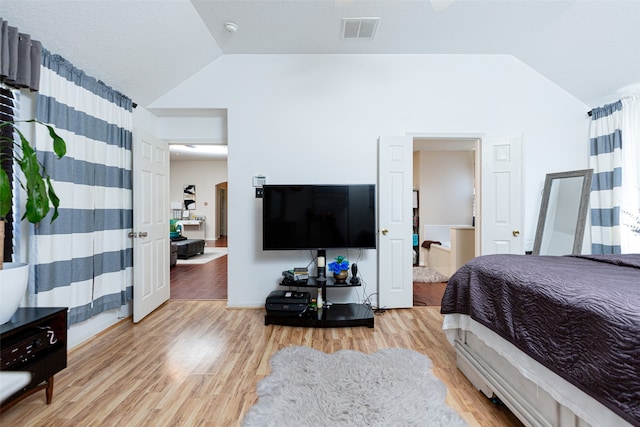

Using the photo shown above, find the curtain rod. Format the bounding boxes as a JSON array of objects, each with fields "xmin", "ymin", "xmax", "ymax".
[{"xmin": 587, "ymin": 92, "xmax": 638, "ymax": 118}]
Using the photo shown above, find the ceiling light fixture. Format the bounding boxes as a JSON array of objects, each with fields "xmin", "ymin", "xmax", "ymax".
[
  {"xmin": 430, "ymin": 0, "xmax": 455, "ymax": 12},
  {"xmin": 170, "ymin": 144, "xmax": 228, "ymax": 158},
  {"xmin": 224, "ymin": 22, "xmax": 238, "ymax": 33}
]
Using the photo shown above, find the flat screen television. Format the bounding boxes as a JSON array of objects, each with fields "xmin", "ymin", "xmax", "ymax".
[{"xmin": 262, "ymin": 184, "xmax": 376, "ymax": 250}]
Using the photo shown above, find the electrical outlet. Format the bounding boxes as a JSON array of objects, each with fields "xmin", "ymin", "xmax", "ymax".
[{"xmin": 256, "ymin": 188, "xmax": 264, "ymax": 198}]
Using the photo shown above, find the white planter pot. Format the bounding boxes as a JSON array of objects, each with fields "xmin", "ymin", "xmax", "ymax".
[{"xmin": 0, "ymin": 263, "xmax": 29, "ymax": 324}]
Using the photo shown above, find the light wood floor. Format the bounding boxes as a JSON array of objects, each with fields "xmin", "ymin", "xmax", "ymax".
[{"xmin": 0, "ymin": 300, "xmax": 523, "ymax": 427}]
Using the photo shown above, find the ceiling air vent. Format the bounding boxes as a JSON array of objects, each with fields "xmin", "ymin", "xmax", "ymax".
[{"xmin": 341, "ymin": 18, "xmax": 379, "ymax": 40}]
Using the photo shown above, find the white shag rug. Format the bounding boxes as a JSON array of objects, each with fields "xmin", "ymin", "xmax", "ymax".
[
  {"xmin": 176, "ymin": 247, "xmax": 227, "ymax": 265},
  {"xmin": 243, "ymin": 346, "xmax": 469, "ymax": 427},
  {"xmin": 413, "ymin": 266, "xmax": 449, "ymax": 283}
]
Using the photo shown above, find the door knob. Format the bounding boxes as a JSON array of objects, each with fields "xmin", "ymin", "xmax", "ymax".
[
  {"xmin": 139, "ymin": 231, "xmax": 148, "ymax": 238},
  {"xmin": 128, "ymin": 231, "xmax": 137, "ymax": 238},
  {"xmin": 381, "ymin": 229, "xmax": 389, "ymax": 235},
  {"xmin": 512, "ymin": 230, "xmax": 520, "ymax": 237}
]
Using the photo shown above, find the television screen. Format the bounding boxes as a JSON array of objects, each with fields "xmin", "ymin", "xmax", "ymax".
[{"xmin": 262, "ymin": 184, "xmax": 376, "ymax": 250}]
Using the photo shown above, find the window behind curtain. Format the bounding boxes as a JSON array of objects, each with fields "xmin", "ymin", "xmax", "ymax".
[{"xmin": 0, "ymin": 87, "xmax": 16, "ymax": 263}]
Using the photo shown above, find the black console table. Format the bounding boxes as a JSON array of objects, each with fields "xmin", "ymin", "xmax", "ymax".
[
  {"xmin": 264, "ymin": 277, "xmax": 374, "ymax": 328},
  {"xmin": 0, "ymin": 307, "xmax": 67, "ymax": 412}
]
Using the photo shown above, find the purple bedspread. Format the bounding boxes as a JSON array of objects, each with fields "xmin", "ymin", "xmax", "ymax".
[{"xmin": 441, "ymin": 254, "xmax": 640, "ymax": 426}]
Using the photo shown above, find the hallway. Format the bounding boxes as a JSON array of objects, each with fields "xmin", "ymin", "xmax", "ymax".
[{"xmin": 170, "ymin": 237, "xmax": 228, "ymax": 300}]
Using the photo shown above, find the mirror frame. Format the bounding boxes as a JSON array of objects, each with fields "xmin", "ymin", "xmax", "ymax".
[{"xmin": 533, "ymin": 169, "xmax": 594, "ymax": 256}]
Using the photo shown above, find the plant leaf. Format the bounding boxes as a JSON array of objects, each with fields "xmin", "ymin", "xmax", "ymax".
[
  {"xmin": 23, "ymin": 173, "xmax": 49, "ymax": 223},
  {"xmin": 1, "ymin": 119, "xmax": 66, "ymax": 226},
  {"xmin": 47, "ymin": 176, "xmax": 61, "ymax": 222},
  {"xmin": 45, "ymin": 124, "xmax": 67, "ymax": 158},
  {"xmin": 18, "ymin": 133, "xmax": 50, "ymax": 223},
  {"xmin": 0, "ymin": 169, "xmax": 11, "ymax": 219}
]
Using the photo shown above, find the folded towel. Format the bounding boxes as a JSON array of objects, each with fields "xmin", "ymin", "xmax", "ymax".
[{"xmin": 421, "ymin": 240, "xmax": 442, "ymax": 249}]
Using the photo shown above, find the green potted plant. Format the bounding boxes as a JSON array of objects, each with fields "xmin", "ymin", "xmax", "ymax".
[
  {"xmin": 328, "ymin": 255, "xmax": 350, "ymax": 283},
  {"xmin": 0, "ymin": 119, "xmax": 66, "ymax": 324}
]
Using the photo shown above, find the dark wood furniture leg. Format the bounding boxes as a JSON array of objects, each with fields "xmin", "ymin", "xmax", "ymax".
[
  {"xmin": 0, "ymin": 376, "xmax": 55, "ymax": 413},
  {"xmin": 46, "ymin": 376, "xmax": 54, "ymax": 404}
]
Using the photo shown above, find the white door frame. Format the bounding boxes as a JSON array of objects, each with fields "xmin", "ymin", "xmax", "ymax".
[
  {"xmin": 406, "ymin": 132, "xmax": 523, "ymax": 257},
  {"xmin": 412, "ymin": 135, "xmax": 481, "ymax": 257},
  {"xmin": 377, "ymin": 132, "xmax": 523, "ymax": 307}
]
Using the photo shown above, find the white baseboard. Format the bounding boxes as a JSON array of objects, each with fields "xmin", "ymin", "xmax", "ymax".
[{"xmin": 67, "ymin": 303, "xmax": 132, "ymax": 349}]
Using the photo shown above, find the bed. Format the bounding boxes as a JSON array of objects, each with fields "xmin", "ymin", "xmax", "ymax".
[{"xmin": 440, "ymin": 254, "xmax": 640, "ymax": 427}]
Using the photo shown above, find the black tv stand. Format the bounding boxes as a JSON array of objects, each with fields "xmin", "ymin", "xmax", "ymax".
[{"xmin": 264, "ymin": 277, "xmax": 374, "ymax": 328}]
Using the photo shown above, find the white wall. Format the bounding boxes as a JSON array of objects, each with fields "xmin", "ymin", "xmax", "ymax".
[
  {"xmin": 416, "ymin": 150, "xmax": 475, "ymax": 226},
  {"xmin": 158, "ymin": 114, "xmax": 227, "ymax": 144},
  {"xmin": 170, "ymin": 160, "xmax": 228, "ymax": 240},
  {"xmin": 150, "ymin": 54, "xmax": 590, "ymax": 308},
  {"xmin": 414, "ymin": 150, "xmax": 475, "ymax": 267}
]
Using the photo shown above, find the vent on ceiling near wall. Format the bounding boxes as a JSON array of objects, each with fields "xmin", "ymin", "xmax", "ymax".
[{"xmin": 341, "ymin": 18, "xmax": 379, "ymax": 40}]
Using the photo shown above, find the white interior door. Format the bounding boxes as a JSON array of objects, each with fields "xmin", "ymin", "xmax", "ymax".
[
  {"xmin": 133, "ymin": 130, "xmax": 170, "ymax": 322},
  {"xmin": 480, "ymin": 135, "xmax": 524, "ymax": 254},
  {"xmin": 378, "ymin": 135, "xmax": 413, "ymax": 308}
]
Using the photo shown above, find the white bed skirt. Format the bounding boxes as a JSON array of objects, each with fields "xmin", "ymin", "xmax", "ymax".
[{"xmin": 442, "ymin": 314, "xmax": 632, "ymax": 427}]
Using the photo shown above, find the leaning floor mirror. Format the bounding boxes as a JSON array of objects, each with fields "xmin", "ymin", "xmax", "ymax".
[{"xmin": 533, "ymin": 169, "xmax": 594, "ymax": 256}]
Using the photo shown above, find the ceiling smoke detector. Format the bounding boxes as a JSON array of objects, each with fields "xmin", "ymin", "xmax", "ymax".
[
  {"xmin": 224, "ymin": 22, "xmax": 238, "ymax": 33},
  {"xmin": 341, "ymin": 18, "xmax": 379, "ymax": 40}
]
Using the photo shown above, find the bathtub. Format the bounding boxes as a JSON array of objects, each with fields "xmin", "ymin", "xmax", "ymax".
[{"xmin": 422, "ymin": 225, "xmax": 475, "ymax": 277}]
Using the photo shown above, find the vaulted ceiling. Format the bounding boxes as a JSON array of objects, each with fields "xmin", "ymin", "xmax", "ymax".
[{"xmin": 2, "ymin": 0, "xmax": 639, "ymax": 111}]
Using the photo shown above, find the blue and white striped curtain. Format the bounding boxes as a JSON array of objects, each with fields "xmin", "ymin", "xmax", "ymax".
[
  {"xmin": 29, "ymin": 49, "xmax": 133, "ymax": 325},
  {"xmin": 589, "ymin": 93, "xmax": 640, "ymax": 254},
  {"xmin": 619, "ymin": 93, "xmax": 640, "ymax": 252}
]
